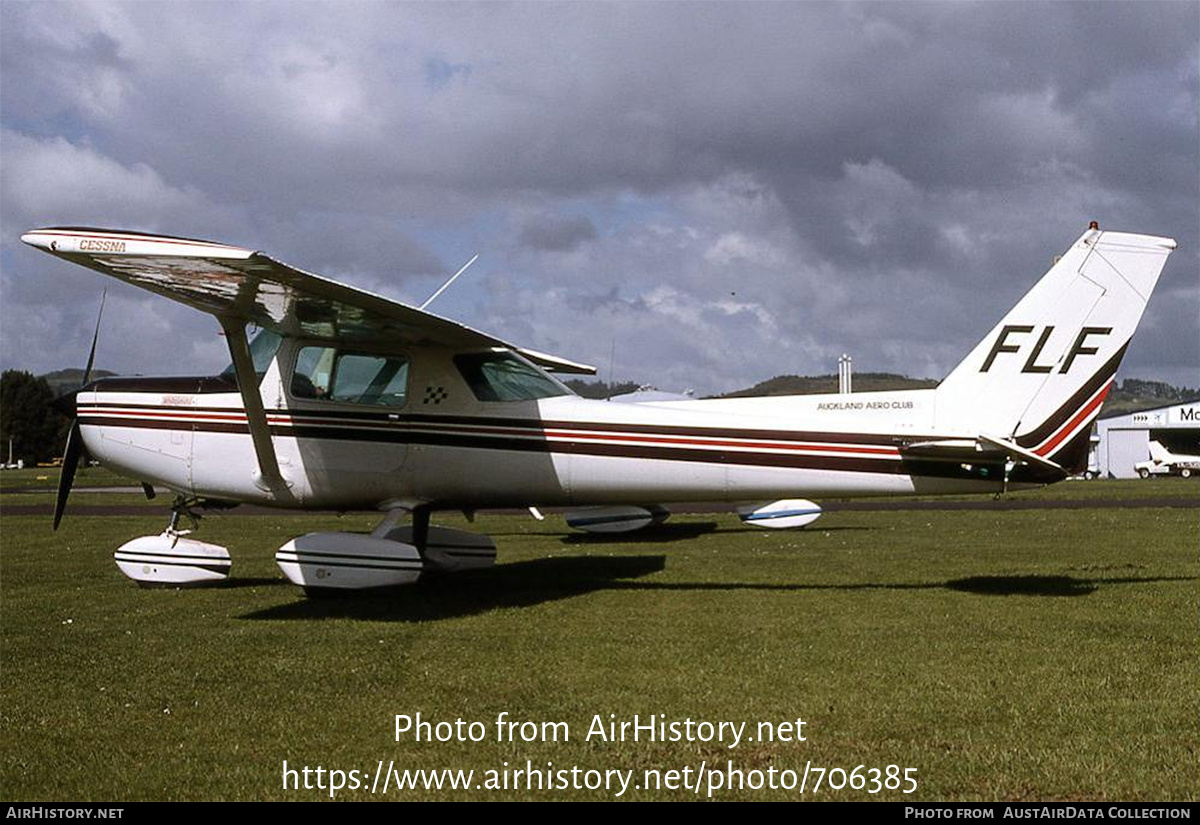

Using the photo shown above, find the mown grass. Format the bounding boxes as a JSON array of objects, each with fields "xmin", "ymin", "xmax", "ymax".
[
  {"xmin": 1, "ymin": 497, "xmax": 1196, "ymax": 801},
  {"xmin": 0, "ymin": 465, "xmax": 138, "ymax": 491}
]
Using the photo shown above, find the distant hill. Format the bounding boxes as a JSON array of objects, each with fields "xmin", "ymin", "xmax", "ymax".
[
  {"xmin": 719, "ymin": 372, "xmax": 937, "ymax": 398},
  {"xmin": 563, "ymin": 379, "xmax": 642, "ymax": 400},
  {"xmin": 40, "ymin": 368, "xmax": 117, "ymax": 397},
  {"xmin": 1102, "ymin": 379, "xmax": 1200, "ymax": 417}
]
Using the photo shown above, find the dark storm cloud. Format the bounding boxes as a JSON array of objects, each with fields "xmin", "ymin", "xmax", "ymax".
[
  {"xmin": 0, "ymin": 1, "xmax": 1195, "ymax": 391},
  {"xmin": 519, "ymin": 215, "xmax": 598, "ymax": 252}
]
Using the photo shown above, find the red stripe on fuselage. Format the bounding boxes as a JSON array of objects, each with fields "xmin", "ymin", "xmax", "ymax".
[{"xmin": 79, "ymin": 406, "xmax": 903, "ymax": 458}]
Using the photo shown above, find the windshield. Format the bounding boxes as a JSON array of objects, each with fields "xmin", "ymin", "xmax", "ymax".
[
  {"xmin": 220, "ymin": 328, "xmax": 283, "ymax": 384},
  {"xmin": 454, "ymin": 351, "xmax": 572, "ymax": 402}
]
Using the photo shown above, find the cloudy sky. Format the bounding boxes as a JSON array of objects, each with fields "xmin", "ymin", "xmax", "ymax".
[{"xmin": 2, "ymin": 1, "xmax": 1196, "ymax": 395}]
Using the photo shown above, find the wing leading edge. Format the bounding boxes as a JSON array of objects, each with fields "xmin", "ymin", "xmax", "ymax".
[{"xmin": 20, "ymin": 227, "xmax": 596, "ymax": 375}]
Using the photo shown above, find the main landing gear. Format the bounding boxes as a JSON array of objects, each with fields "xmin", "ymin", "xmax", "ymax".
[
  {"xmin": 275, "ymin": 504, "xmax": 497, "ymax": 593},
  {"xmin": 112, "ymin": 500, "xmax": 497, "ymax": 593}
]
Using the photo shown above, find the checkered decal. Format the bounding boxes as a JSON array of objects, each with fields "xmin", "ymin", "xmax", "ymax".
[{"xmin": 422, "ymin": 386, "xmax": 448, "ymax": 405}]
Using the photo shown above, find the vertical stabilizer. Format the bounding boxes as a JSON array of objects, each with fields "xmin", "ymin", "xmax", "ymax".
[
  {"xmin": 1147, "ymin": 440, "xmax": 1170, "ymax": 463},
  {"xmin": 935, "ymin": 227, "xmax": 1175, "ymax": 469}
]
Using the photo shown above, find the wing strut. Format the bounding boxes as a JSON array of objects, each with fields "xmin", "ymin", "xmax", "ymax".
[{"xmin": 220, "ymin": 318, "xmax": 292, "ymax": 500}]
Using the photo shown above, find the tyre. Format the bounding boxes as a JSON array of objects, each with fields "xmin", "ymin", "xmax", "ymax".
[
  {"xmin": 1138, "ymin": 468, "xmax": 1150, "ymax": 479},
  {"xmin": 1181, "ymin": 468, "xmax": 1192, "ymax": 479}
]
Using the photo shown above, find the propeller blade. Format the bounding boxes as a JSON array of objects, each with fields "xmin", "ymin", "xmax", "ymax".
[
  {"xmin": 82, "ymin": 288, "xmax": 107, "ymax": 386},
  {"xmin": 52, "ymin": 290, "xmax": 108, "ymax": 530},
  {"xmin": 53, "ymin": 421, "xmax": 83, "ymax": 531}
]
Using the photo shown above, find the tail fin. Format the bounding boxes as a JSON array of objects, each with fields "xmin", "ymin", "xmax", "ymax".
[
  {"xmin": 935, "ymin": 226, "xmax": 1175, "ymax": 471},
  {"xmin": 1147, "ymin": 440, "xmax": 1170, "ymax": 463}
]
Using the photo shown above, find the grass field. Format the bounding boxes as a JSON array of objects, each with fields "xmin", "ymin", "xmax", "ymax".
[{"xmin": 1, "ymin": 479, "xmax": 1196, "ymax": 801}]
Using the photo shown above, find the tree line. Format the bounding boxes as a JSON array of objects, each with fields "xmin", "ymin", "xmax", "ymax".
[{"xmin": 0, "ymin": 371, "xmax": 71, "ymax": 465}]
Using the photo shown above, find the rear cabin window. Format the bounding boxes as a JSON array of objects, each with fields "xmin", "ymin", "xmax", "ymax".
[
  {"xmin": 291, "ymin": 346, "xmax": 409, "ymax": 407},
  {"xmin": 454, "ymin": 351, "xmax": 571, "ymax": 402}
]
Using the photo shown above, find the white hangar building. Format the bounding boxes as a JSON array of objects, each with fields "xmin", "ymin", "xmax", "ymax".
[{"xmin": 1094, "ymin": 400, "xmax": 1200, "ymax": 479}]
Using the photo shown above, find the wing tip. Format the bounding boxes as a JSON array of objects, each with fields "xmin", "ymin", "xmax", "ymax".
[{"xmin": 20, "ymin": 227, "xmax": 253, "ymax": 258}]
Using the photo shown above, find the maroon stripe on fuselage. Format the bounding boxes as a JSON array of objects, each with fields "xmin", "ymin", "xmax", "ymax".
[
  {"xmin": 79, "ymin": 403, "xmax": 932, "ymax": 446},
  {"xmin": 78, "ymin": 409, "xmax": 997, "ymax": 482}
]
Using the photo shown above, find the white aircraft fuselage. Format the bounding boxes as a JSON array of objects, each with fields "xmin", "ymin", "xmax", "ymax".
[{"xmin": 79, "ymin": 329, "xmax": 1093, "ymax": 513}]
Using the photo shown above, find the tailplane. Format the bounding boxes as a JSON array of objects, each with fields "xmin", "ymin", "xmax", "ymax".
[{"xmin": 935, "ymin": 225, "xmax": 1175, "ymax": 472}]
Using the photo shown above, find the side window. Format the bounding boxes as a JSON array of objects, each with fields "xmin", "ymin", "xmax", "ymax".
[
  {"xmin": 454, "ymin": 351, "xmax": 571, "ymax": 402},
  {"xmin": 291, "ymin": 347, "xmax": 409, "ymax": 407}
]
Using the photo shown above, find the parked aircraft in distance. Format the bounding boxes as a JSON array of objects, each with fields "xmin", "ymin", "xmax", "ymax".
[
  {"xmin": 20, "ymin": 223, "xmax": 1175, "ymax": 592},
  {"xmin": 1135, "ymin": 440, "xmax": 1200, "ymax": 479}
]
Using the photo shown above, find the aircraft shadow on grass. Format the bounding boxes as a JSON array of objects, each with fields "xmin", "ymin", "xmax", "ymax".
[
  {"xmin": 557, "ymin": 523, "xmax": 874, "ymax": 544},
  {"xmin": 558, "ymin": 521, "xmax": 721, "ymax": 544},
  {"xmin": 941, "ymin": 573, "xmax": 1198, "ymax": 597},
  {"xmin": 218, "ymin": 577, "xmax": 294, "ymax": 589},
  {"xmin": 240, "ymin": 554, "xmax": 668, "ymax": 622},
  {"xmin": 239, "ymin": 549, "xmax": 1196, "ymax": 622},
  {"xmin": 612, "ymin": 573, "xmax": 1196, "ymax": 598}
]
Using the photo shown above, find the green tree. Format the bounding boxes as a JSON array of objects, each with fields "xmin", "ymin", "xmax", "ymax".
[{"xmin": 0, "ymin": 370, "xmax": 68, "ymax": 465}]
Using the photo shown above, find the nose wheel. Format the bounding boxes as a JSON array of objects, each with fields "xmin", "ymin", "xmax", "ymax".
[{"xmin": 113, "ymin": 496, "xmax": 233, "ymax": 586}]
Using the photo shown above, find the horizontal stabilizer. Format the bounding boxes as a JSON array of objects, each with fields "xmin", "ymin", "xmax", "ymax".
[
  {"xmin": 977, "ymin": 434, "xmax": 1067, "ymax": 477},
  {"xmin": 899, "ymin": 436, "xmax": 1067, "ymax": 480},
  {"xmin": 899, "ymin": 439, "xmax": 1007, "ymax": 462}
]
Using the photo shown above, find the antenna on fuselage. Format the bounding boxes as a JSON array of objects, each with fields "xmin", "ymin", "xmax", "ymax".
[
  {"xmin": 606, "ymin": 339, "xmax": 616, "ymax": 401},
  {"xmin": 420, "ymin": 253, "xmax": 480, "ymax": 311}
]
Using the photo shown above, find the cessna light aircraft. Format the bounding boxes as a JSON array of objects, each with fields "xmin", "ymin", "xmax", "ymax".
[{"xmin": 21, "ymin": 224, "xmax": 1175, "ymax": 591}]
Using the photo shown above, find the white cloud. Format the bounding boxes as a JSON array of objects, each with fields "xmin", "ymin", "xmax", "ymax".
[{"xmin": 0, "ymin": 130, "xmax": 211, "ymax": 228}]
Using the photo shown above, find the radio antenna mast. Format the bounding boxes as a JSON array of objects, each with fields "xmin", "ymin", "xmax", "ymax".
[{"xmin": 421, "ymin": 253, "xmax": 480, "ymax": 311}]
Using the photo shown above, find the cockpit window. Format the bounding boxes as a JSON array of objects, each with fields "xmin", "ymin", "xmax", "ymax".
[
  {"xmin": 291, "ymin": 346, "xmax": 409, "ymax": 407},
  {"xmin": 454, "ymin": 351, "xmax": 571, "ymax": 402},
  {"xmin": 219, "ymin": 328, "xmax": 283, "ymax": 384}
]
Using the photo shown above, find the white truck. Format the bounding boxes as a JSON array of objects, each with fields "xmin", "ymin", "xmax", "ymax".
[{"xmin": 1135, "ymin": 441, "xmax": 1200, "ymax": 479}]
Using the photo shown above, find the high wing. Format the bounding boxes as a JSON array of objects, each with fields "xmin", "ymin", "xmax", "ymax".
[{"xmin": 19, "ymin": 227, "xmax": 596, "ymax": 375}]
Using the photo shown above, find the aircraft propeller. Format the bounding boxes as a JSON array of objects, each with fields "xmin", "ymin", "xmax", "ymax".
[{"xmin": 53, "ymin": 290, "xmax": 105, "ymax": 530}]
